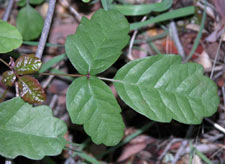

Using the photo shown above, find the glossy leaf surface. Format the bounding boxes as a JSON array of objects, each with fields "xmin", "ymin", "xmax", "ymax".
[
  {"xmin": 18, "ymin": 75, "xmax": 46, "ymax": 104},
  {"xmin": 114, "ymin": 55, "xmax": 219, "ymax": 124},
  {"xmin": 0, "ymin": 20, "xmax": 22, "ymax": 53},
  {"xmin": 15, "ymin": 54, "xmax": 42, "ymax": 75},
  {"xmin": 0, "ymin": 97, "xmax": 67, "ymax": 159},
  {"xmin": 16, "ymin": 5, "xmax": 44, "ymax": 41},
  {"xmin": 1, "ymin": 71, "xmax": 16, "ymax": 87},
  {"xmin": 67, "ymin": 76, "xmax": 124, "ymax": 146},
  {"xmin": 65, "ymin": 9, "xmax": 130, "ymax": 75}
]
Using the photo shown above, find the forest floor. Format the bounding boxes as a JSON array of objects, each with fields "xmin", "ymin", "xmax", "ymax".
[{"xmin": 0, "ymin": 0, "xmax": 225, "ymax": 163}]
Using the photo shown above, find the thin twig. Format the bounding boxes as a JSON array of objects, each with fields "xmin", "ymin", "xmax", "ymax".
[
  {"xmin": 35, "ymin": 0, "xmax": 56, "ymax": 59},
  {"xmin": 204, "ymin": 118, "xmax": 225, "ymax": 134},
  {"xmin": 222, "ymin": 86, "xmax": 225, "ymax": 107},
  {"xmin": 169, "ymin": 21, "xmax": 185, "ymax": 59},
  {"xmin": 49, "ymin": 94, "xmax": 58, "ymax": 109},
  {"xmin": 2, "ymin": 0, "xmax": 14, "ymax": 21},
  {"xmin": 15, "ymin": 82, "xmax": 19, "ymax": 97},
  {"xmin": 203, "ymin": 133, "xmax": 224, "ymax": 142},
  {"xmin": 172, "ymin": 140, "xmax": 188, "ymax": 164},
  {"xmin": 157, "ymin": 138, "xmax": 182, "ymax": 163},
  {"xmin": 59, "ymin": 0, "xmax": 81, "ymax": 22},
  {"xmin": 42, "ymin": 72, "xmax": 57, "ymax": 89},
  {"xmin": 0, "ymin": 58, "xmax": 10, "ymax": 69},
  {"xmin": 210, "ymin": 28, "xmax": 225, "ymax": 79},
  {"xmin": 127, "ymin": 16, "xmax": 147, "ymax": 61}
]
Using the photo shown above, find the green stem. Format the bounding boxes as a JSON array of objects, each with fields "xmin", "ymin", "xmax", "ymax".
[
  {"xmin": 39, "ymin": 72, "xmax": 85, "ymax": 78},
  {"xmin": 39, "ymin": 72, "xmax": 124, "ymax": 83},
  {"xmin": 98, "ymin": 76, "xmax": 121, "ymax": 83}
]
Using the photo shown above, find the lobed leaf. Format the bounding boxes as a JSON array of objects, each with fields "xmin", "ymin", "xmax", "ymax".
[
  {"xmin": 15, "ymin": 54, "xmax": 42, "ymax": 75},
  {"xmin": 65, "ymin": 9, "xmax": 130, "ymax": 75},
  {"xmin": 66, "ymin": 76, "xmax": 124, "ymax": 146},
  {"xmin": 1, "ymin": 71, "xmax": 16, "ymax": 87},
  {"xmin": 0, "ymin": 20, "xmax": 22, "ymax": 53},
  {"xmin": 0, "ymin": 97, "xmax": 67, "ymax": 160},
  {"xmin": 114, "ymin": 55, "xmax": 219, "ymax": 124},
  {"xmin": 16, "ymin": 5, "xmax": 44, "ymax": 41},
  {"xmin": 18, "ymin": 75, "xmax": 46, "ymax": 104}
]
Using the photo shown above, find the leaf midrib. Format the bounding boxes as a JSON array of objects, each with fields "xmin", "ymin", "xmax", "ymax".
[{"xmin": 0, "ymin": 127, "xmax": 61, "ymax": 139}]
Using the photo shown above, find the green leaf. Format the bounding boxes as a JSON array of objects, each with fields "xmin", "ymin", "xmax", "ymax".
[
  {"xmin": 66, "ymin": 76, "xmax": 124, "ymax": 146},
  {"xmin": 1, "ymin": 71, "xmax": 16, "ymax": 87},
  {"xmin": 114, "ymin": 55, "xmax": 219, "ymax": 124},
  {"xmin": 0, "ymin": 97, "xmax": 67, "ymax": 160},
  {"xmin": 0, "ymin": 20, "xmax": 22, "ymax": 53},
  {"xmin": 15, "ymin": 54, "xmax": 42, "ymax": 75},
  {"xmin": 18, "ymin": 75, "xmax": 46, "ymax": 104},
  {"xmin": 65, "ymin": 9, "xmax": 130, "ymax": 75},
  {"xmin": 16, "ymin": 5, "xmax": 44, "ymax": 41},
  {"xmin": 111, "ymin": 0, "xmax": 172, "ymax": 16},
  {"xmin": 17, "ymin": 0, "xmax": 26, "ymax": 7},
  {"xmin": 17, "ymin": 0, "xmax": 44, "ymax": 7}
]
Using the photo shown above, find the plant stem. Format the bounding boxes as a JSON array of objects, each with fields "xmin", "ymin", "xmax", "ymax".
[
  {"xmin": 0, "ymin": 58, "xmax": 10, "ymax": 69},
  {"xmin": 39, "ymin": 72, "xmax": 84, "ymax": 78},
  {"xmin": 98, "ymin": 76, "xmax": 122, "ymax": 83},
  {"xmin": 39, "ymin": 72, "xmax": 124, "ymax": 83},
  {"xmin": 35, "ymin": 0, "xmax": 56, "ymax": 59}
]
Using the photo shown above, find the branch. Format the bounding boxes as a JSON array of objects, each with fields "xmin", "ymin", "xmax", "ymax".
[
  {"xmin": 35, "ymin": 0, "xmax": 56, "ymax": 59},
  {"xmin": 169, "ymin": 21, "xmax": 185, "ymax": 59},
  {"xmin": 172, "ymin": 140, "xmax": 188, "ymax": 164},
  {"xmin": 2, "ymin": 0, "xmax": 14, "ymax": 21},
  {"xmin": 59, "ymin": 0, "xmax": 81, "ymax": 22}
]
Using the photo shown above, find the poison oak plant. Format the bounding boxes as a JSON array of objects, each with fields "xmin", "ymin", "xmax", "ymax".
[
  {"xmin": 1, "ymin": 54, "xmax": 46, "ymax": 104},
  {"xmin": 0, "ymin": 7, "xmax": 220, "ymax": 162}
]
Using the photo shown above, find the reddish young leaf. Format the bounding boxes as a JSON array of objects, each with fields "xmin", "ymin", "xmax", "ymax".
[
  {"xmin": 18, "ymin": 75, "xmax": 46, "ymax": 104},
  {"xmin": 14, "ymin": 54, "xmax": 42, "ymax": 75},
  {"xmin": 1, "ymin": 71, "xmax": 16, "ymax": 87}
]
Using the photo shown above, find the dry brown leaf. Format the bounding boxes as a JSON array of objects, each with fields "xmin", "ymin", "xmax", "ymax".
[
  {"xmin": 117, "ymin": 135, "xmax": 153, "ymax": 162},
  {"xmin": 195, "ymin": 50, "xmax": 212, "ymax": 70}
]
